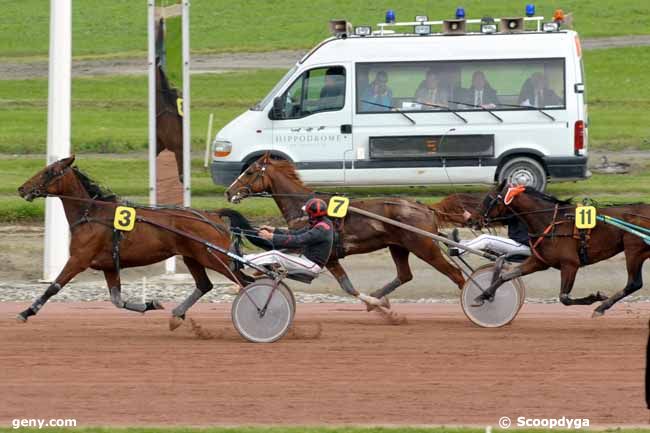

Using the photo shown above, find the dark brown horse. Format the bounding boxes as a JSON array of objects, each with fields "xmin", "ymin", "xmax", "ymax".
[
  {"xmin": 17, "ymin": 156, "xmax": 251, "ymax": 329},
  {"xmin": 156, "ymin": 64, "xmax": 184, "ymax": 182},
  {"xmin": 472, "ymin": 181, "xmax": 650, "ymax": 316},
  {"xmin": 224, "ymin": 154, "xmax": 483, "ymax": 302}
]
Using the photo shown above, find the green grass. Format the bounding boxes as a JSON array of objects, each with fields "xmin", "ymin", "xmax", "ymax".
[
  {"xmin": 0, "ymin": 70, "xmax": 284, "ymax": 153},
  {"xmin": 3, "ymin": 156, "xmax": 650, "ymax": 223},
  {"xmin": 2, "ymin": 0, "xmax": 650, "ymax": 59},
  {"xmin": 0, "ymin": 46, "xmax": 649, "ymax": 153}
]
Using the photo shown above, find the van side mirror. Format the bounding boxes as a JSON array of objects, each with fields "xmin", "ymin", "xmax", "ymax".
[{"xmin": 272, "ymin": 96, "xmax": 284, "ymax": 119}]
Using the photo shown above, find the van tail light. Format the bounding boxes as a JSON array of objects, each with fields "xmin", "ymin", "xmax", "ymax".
[{"xmin": 574, "ymin": 120, "xmax": 585, "ymax": 155}]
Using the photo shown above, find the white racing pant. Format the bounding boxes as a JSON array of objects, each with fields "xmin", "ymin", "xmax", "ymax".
[
  {"xmin": 243, "ymin": 250, "xmax": 322, "ymax": 274},
  {"xmin": 459, "ymin": 234, "xmax": 530, "ymax": 256}
]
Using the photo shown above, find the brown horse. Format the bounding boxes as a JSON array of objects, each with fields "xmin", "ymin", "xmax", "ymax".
[
  {"xmin": 17, "ymin": 156, "xmax": 251, "ymax": 328},
  {"xmin": 224, "ymin": 154, "xmax": 482, "ymax": 302},
  {"xmin": 156, "ymin": 64, "xmax": 184, "ymax": 182},
  {"xmin": 472, "ymin": 181, "xmax": 650, "ymax": 316}
]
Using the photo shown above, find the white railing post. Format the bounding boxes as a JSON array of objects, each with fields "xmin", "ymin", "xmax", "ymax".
[
  {"xmin": 43, "ymin": 0, "xmax": 72, "ymax": 282},
  {"xmin": 182, "ymin": 0, "xmax": 191, "ymax": 208}
]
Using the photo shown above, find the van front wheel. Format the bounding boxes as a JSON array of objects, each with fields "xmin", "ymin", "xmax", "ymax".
[{"xmin": 498, "ymin": 157, "xmax": 547, "ymax": 191}]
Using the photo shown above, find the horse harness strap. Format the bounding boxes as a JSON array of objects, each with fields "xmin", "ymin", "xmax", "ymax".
[
  {"xmin": 528, "ymin": 204, "xmax": 560, "ymax": 266},
  {"xmin": 573, "ymin": 225, "xmax": 592, "ymax": 266}
]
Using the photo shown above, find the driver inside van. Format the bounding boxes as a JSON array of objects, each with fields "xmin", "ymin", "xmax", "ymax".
[
  {"xmin": 361, "ymin": 70, "xmax": 393, "ymax": 111},
  {"xmin": 319, "ymin": 66, "xmax": 345, "ymax": 99}
]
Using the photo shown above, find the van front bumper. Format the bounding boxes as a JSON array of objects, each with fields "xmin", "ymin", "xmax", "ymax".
[
  {"xmin": 211, "ymin": 161, "xmax": 243, "ymax": 186},
  {"xmin": 544, "ymin": 156, "xmax": 590, "ymax": 181}
]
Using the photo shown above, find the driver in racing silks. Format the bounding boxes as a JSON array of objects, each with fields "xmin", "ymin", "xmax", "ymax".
[{"xmin": 245, "ymin": 197, "xmax": 386, "ymax": 308}]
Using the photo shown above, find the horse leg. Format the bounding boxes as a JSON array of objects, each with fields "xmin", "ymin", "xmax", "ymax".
[
  {"xmin": 104, "ymin": 269, "xmax": 164, "ymax": 313},
  {"xmin": 593, "ymin": 249, "xmax": 648, "ymax": 317},
  {"xmin": 17, "ymin": 256, "xmax": 88, "ymax": 322},
  {"xmin": 406, "ymin": 240, "xmax": 465, "ymax": 290},
  {"xmin": 558, "ymin": 263, "xmax": 608, "ymax": 306},
  {"xmin": 169, "ymin": 257, "xmax": 213, "ymax": 331},
  {"xmin": 370, "ymin": 245, "xmax": 412, "ymax": 300},
  {"xmin": 326, "ymin": 260, "xmax": 387, "ymax": 308},
  {"xmin": 473, "ymin": 257, "xmax": 548, "ymax": 306}
]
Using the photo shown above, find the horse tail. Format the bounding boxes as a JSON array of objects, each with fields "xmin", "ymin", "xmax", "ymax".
[{"xmin": 215, "ymin": 208, "xmax": 273, "ymax": 250}]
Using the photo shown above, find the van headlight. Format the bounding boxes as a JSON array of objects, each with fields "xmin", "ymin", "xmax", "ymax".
[{"xmin": 213, "ymin": 140, "xmax": 232, "ymax": 157}]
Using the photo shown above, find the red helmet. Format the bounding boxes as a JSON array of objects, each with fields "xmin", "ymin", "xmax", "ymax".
[{"xmin": 303, "ymin": 198, "xmax": 328, "ymax": 219}]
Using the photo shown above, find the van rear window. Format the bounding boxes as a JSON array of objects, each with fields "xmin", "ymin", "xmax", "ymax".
[{"xmin": 356, "ymin": 58, "xmax": 565, "ymax": 113}]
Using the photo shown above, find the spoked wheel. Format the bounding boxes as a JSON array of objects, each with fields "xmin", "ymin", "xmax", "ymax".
[
  {"xmin": 461, "ymin": 264, "xmax": 525, "ymax": 328},
  {"xmin": 232, "ymin": 278, "xmax": 295, "ymax": 343}
]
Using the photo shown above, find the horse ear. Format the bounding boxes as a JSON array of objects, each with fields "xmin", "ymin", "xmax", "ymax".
[{"xmin": 61, "ymin": 154, "xmax": 76, "ymax": 166}]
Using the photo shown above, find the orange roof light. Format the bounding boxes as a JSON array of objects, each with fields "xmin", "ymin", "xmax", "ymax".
[{"xmin": 553, "ymin": 9, "xmax": 565, "ymax": 22}]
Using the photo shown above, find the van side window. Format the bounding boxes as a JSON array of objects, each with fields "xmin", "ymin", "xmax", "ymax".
[
  {"xmin": 276, "ymin": 66, "xmax": 346, "ymax": 119},
  {"xmin": 356, "ymin": 59, "xmax": 565, "ymax": 113}
]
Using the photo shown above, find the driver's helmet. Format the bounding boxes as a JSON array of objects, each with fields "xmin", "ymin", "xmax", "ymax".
[{"xmin": 303, "ymin": 198, "xmax": 328, "ymax": 220}]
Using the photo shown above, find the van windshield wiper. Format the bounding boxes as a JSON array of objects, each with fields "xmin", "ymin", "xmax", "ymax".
[
  {"xmin": 361, "ymin": 100, "xmax": 416, "ymax": 125},
  {"xmin": 414, "ymin": 101, "xmax": 468, "ymax": 123},
  {"xmin": 495, "ymin": 103, "xmax": 556, "ymax": 121},
  {"xmin": 448, "ymin": 100, "xmax": 503, "ymax": 123}
]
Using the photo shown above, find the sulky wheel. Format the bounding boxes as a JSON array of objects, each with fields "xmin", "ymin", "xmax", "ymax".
[
  {"xmin": 232, "ymin": 278, "xmax": 295, "ymax": 343},
  {"xmin": 461, "ymin": 264, "xmax": 523, "ymax": 328}
]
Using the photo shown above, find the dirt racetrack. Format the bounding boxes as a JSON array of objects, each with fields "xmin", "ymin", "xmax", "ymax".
[{"xmin": 1, "ymin": 302, "xmax": 649, "ymax": 427}]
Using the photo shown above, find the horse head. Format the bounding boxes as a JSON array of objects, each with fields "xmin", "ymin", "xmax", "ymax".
[
  {"xmin": 18, "ymin": 155, "xmax": 77, "ymax": 201},
  {"xmin": 472, "ymin": 180, "xmax": 514, "ymax": 226},
  {"xmin": 225, "ymin": 153, "xmax": 290, "ymax": 203}
]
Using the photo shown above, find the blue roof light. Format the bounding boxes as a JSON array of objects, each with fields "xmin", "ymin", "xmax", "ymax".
[
  {"xmin": 455, "ymin": 7, "xmax": 465, "ymax": 19},
  {"xmin": 385, "ymin": 9, "xmax": 396, "ymax": 24},
  {"xmin": 525, "ymin": 4, "xmax": 535, "ymax": 17}
]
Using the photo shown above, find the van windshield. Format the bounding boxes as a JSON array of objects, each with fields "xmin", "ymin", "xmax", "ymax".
[
  {"xmin": 252, "ymin": 65, "xmax": 298, "ymax": 111},
  {"xmin": 357, "ymin": 58, "xmax": 565, "ymax": 113}
]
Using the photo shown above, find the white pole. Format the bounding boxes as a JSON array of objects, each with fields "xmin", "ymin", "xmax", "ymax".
[
  {"xmin": 43, "ymin": 0, "xmax": 72, "ymax": 282},
  {"xmin": 182, "ymin": 0, "xmax": 191, "ymax": 207},
  {"xmin": 204, "ymin": 113, "xmax": 213, "ymax": 168},
  {"xmin": 148, "ymin": 0, "xmax": 157, "ymax": 206}
]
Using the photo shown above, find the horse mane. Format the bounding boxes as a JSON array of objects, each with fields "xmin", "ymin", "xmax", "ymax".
[
  {"xmin": 157, "ymin": 65, "xmax": 180, "ymax": 109},
  {"xmin": 269, "ymin": 159, "xmax": 310, "ymax": 188},
  {"xmin": 72, "ymin": 167, "xmax": 118, "ymax": 202},
  {"xmin": 523, "ymin": 186, "xmax": 572, "ymax": 205}
]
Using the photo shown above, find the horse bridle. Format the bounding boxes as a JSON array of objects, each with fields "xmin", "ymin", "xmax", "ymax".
[
  {"xmin": 229, "ymin": 161, "xmax": 268, "ymax": 200},
  {"xmin": 481, "ymin": 190, "xmax": 504, "ymax": 222},
  {"xmin": 28, "ymin": 165, "xmax": 72, "ymax": 198}
]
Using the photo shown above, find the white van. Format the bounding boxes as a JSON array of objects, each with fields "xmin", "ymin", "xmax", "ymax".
[{"xmin": 211, "ymin": 13, "xmax": 589, "ymax": 190}]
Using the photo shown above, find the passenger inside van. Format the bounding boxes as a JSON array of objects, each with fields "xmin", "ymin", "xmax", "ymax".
[
  {"xmin": 458, "ymin": 71, "xmax": 499, "ymax": 109},
  {"xmin": 414, "ymin": 68, "xmax": 449, "ymax": 108},
  {"xmin": 361, "ymin": 70, "xmax": 393, "ymax": 111},
  {"xmin": 518, "ymin": 72, "xmax": 562, "ymax": 107}
]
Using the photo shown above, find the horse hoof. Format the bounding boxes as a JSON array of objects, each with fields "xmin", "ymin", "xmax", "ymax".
[
  {"xmin": 380, "ymin": 297, "xmax": 391, "ymax": 309},
  {"xmin": 151, "ymin": 300, "xmax": 165, "ymax": 310},
  {"xmin": 592, "ymin": 309, "xmax": 605, "ymax": 318},
  {"xmin": 15, "ymin": 314, "xmax": 27, "ymax": 323},
  {"xmin": 169, "ymin": 316, "xmax": 184, "ymax": 331}
]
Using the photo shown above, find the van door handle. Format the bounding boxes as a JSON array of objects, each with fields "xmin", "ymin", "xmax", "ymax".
[{"xmin": 341, "ymin": 124, "xmax": 352, "ymax": 134}]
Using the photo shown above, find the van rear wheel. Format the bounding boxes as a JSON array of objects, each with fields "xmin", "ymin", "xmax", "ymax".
[{"xmin": 498, "ymin": 157, "xmax": 547, "ymax": 191}]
